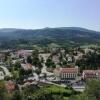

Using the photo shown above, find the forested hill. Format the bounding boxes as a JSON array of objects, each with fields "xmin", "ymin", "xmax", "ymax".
[{"xmin": 0, "ymin": 27, "xmax": 100, "ymax": 49}]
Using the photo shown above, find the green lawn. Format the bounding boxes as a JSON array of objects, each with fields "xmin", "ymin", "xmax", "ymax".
[
  {"xmin": 63, "ymin": 97, "xmax": 69, "ymax": 100},
  {"xmin": 46, "ymin": 85, "xmax": 72, "ymax": 94}
]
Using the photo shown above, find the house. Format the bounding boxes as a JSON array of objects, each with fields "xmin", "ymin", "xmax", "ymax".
[
  {"xmin": 54, "ymin": 66, "xmax": 78, "ymax": 81},
  {"xmin": 82, "ymin": 70, "xmax": 100, "ymax": 80},
  {"xmin": 52, "ymin": 55, "xmax": 59, "ymax": 64},
  {"xmin": 16, "ymin": 50, "xmax": 33, "ymax": 58},
  {"xmin": 21, "ymin": 63, "xmax": 35, "ymax": 70}
]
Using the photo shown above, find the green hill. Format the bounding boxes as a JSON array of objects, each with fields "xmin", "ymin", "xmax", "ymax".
[{"xmin": 0, "ymin": 27, "xmax": 100, "ymax": 49}]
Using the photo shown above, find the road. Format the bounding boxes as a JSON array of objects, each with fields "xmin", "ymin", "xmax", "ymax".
[
  {"xmin": 40, "ymin": 54, "xmax": 54, "ymax": 76},
  {"xmin": 0, "ymin": 66, "xmax": 12, "ymax": 77},
  {"xmin": 72, "ymin": 86, "xmax": 85, "ymax": 92}
]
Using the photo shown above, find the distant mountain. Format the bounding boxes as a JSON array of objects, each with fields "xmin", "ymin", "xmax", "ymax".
[{"xmin": 0, "ymin": 27, "xmax": 100, "ymax": 49}]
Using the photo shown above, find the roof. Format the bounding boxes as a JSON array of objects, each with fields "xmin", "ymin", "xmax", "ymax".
[
  {"xmin": 83, "ymin": 70, "xmax": 100, "ymax": 74},
  {"xmin": 96, "ymin": 70, "xmax": 100, "ymax": 72},
  {"xmin": 54, "ymin": 67, "xmax": 78, "ymax": 73},
  {"xmin": 21, "ymin": 63, "xmax": 33, "ymax": 70},
  {"xmin": 83, "ymin": 70, "xmax": 95, "ymax": 74},
  {"xmin": 17, "ymin": 50, "xmax": 32, "ymax": 56}
]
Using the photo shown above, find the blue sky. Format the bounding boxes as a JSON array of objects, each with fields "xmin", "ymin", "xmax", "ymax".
[{"xmin": 0, "ymin": 0, "xmax": 100, "ymax": 31}]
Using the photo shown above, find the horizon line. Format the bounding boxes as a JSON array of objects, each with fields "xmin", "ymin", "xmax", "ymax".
[{"xmin": 0, "ymin": 26, "xmax": 99, "ymax": 32}]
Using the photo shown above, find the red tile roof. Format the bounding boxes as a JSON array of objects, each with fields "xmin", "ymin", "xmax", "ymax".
[
  {"xmin": 83, "ymin": 70, "xmax": 96, "ymax": 74},
  {"xmin": 60, "ymin": 68, "xmax": 78, "ymax": 73},
  {"xmin": 55, "ymin": 67, "xmax": 78, "ymax": 73}
]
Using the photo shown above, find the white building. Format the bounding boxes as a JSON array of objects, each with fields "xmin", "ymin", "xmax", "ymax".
[
  {"xmin": 54, "ymin": 66, "xmax": 78, "ymax": 81},
  {"xmin": 82, "ymin": 70, "xmax": 100, "ymax": 80},
  {"xmin": 0, "ymin": 71, "xmax": 4, "ymax": 80}
]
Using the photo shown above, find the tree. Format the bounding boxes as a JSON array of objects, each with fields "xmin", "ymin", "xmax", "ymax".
[
  {"xmin": 11, "ymin": 90, "xmax": 22, "ymax": 100},
  {"xmin": 35, "ymin": 69, "xmax": 41, "ymax": 75},
  {"xmin": 85, "ymin": 80, "xmax": 100, "ymax": 100},
  {"xmin": 0, "ymin": 81, "xmax": 8, "ymax": 100},
  {"xmin": 22, "ymin": 85, "xmax": 39, "ymax": 100},
  {"xmin": 40, "ymin": 57, "xmax": 44, "ymax": 63},
  {"xmin": 45, "ymin": 58, "xmax": 56, "ymax": 68},
  {"xmin": 62, "ymin": 59, "xmax": 67, "ymax": 66},
  {"xmin": 32, "ymin": 50, "xmax": 39, "ymax": 58},
  {"xmin": 73, "ymin": 80, "xmax": 100, "ymax": 100},
  {"xmin": 76, "ymin": 52, "xmax": 100, "ymax": 72},
  {"xmin": 52, "ymin": 95, "xmax": 63, "ymax": 100},
  {"xmin": 14, "ymin": 61, "xmax": 21, "ymax": 69},
  {"xmin": 32, "ymin": 50, "xmax": 43, "ymax": 68},
  {"xmin": 27, "ymin": 56, "xmax": 32, "ymax": 64}
]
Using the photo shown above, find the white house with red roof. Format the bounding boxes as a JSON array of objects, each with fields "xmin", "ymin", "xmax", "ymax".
[
  {"xmin": 54, "ymin": 66, "xmax": 78, "ymax": 81},
  {"xmin": 82, "ymin": 70, "xmax": 100, "ymax": 80}
]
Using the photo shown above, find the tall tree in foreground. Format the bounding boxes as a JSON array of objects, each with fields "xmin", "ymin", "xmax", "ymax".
[{"xmin": 0, "ymin": 81, "xmax": 8, "ymax": 100}]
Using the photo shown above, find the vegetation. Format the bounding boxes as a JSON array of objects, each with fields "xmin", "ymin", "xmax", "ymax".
[
  {"xmin": 69, "ymin": 80, "xmax": 100, "ymax": 100},
  {"xmin": 20, "ymin": 84, "xmax": 79, "ymax": 100},
  {"xmin": 0, "ymin": 81, "xmax": 8, "ymax": 100},
  {"xmin": 0, "ymin": 81, "xmax": 80, "ymax": 100},
  {"xmin": 1, "ymin": 80, "xmax": 100, "ymax": 100},
  {"xmin": 32, "ymin": 50, "xmax": 43, "ymax": 68},
  {"xmin": 45, "ymin": 58, "xmax": 56, "ymax": 68},
  {"xmin": 76, "ymin": 52, "xmax": 100, "ymax": 72},
  {"xmin": 0, "ymin": 27, "xmax": 100, "ymax": 49}
]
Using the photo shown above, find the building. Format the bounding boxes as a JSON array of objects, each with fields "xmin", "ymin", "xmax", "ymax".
[
  {"xmin": 82, "ymin": 70, "xmax": 100, "ymax": 80},
  {"xmin": 54, "ymin": 66, "xmax": 78, "ymax": 81},
  {"xmin": 96, "ymin": 70, "xmax": 100, "ymax": 79},
  {"xmin": 0, "ymin": 71, "xmax": 4, "ymax": 80},
  {"xmin": 52, "ymin": 55, "xmax": 59, "ymax": 64},
  {"xmin": 21, "ymin": 63, "xmax": 33, "ymax": 70},
  {"xmin": 16, "ymin": 50, "xmax": 33, "ymax": 58}
]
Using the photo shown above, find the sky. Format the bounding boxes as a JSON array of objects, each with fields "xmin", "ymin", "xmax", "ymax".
[{"xmin": 0, "ymin": 0, "xmax": 100, "ymax": 31}]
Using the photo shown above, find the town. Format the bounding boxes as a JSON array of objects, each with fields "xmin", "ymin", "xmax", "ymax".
[
  {"xmin": 0, "ymin": 46, "xmax": 100, "ymax": 98},
  {"xmin": 0, "ymin": 0, "xmax": 100, "ymax": 99}
]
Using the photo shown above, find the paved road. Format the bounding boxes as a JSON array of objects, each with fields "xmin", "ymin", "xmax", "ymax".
[
  {"xmin": 33, "ymin": 73, "xmax": 39, "ymax": 81},
  {"xmin": 72, "ymin": 86, "xmax": 85, "ymax": 92},
  {"xmin": 39, "ymin": 53, "xmax": 54, "ymax": 75}
]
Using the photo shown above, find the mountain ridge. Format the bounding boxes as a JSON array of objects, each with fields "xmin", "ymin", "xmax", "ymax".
[
  {"xmin": 0, "ymin": 27, "xmax": 99, "ymax": 32},
  {"xmin": 0, "ymin": 27, "xmax": 100, "ymax": 49}
]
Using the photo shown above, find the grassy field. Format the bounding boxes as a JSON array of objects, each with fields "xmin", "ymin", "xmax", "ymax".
[
  {"xmin": 41, "ymin": 85, "xmax": 79, "ymax": 100},
  {"xmin": 46, "ymin": 85, "xmax": 72, "ymax": 94}
]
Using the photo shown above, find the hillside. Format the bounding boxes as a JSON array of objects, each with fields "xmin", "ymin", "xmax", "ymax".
[{"xmin": 0, "ymin": 27, "xmax": 100, "ymax": 49}]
